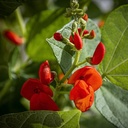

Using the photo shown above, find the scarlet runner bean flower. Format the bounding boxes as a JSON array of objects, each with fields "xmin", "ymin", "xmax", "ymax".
[
  {"xmin": 4, "ymin": 30, "xmax": 24, "ymax": 45},
  {"xmin": 91, "ymin": 42, "xmax": 105, "ymax": 65},
  {"xmin": 68, "ymin": 66, "xmax": 102, "ymax": 112},
  {"xmin": 21, "ymin": 60, "xmax": 59, "ymax": 111},
  {"xmin": 70, "ymin": 80, "xmax": 94, "ymax": 112}
]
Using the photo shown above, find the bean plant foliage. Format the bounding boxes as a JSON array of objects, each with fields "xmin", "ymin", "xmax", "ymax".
[{"xmin": 0, "ymin": 0, "xmax": 128, "ymax": 128}]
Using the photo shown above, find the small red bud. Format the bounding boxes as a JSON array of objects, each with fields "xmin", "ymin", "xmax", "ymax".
[
  {"xmin": 69, "ymin": 35, "xmax": 74, "ymax": 43},
  {"xmin": 89, "ymin": 30, "xmax": 96, "ymax": 39},
  {"xmin": 82, "ymin": 14, "xmax": 88, "ymax": 21},
  {"xmin": 91, "ymin": 42, "xmax": 105, "ymax": 65},
  {"xmin": 4, "ymin": 30, "xmax": 24, "ymax": 45},
  {"xmin": 78, "ymin": 28, "xmax": 89, "ymax": 37},
  {"xmin": 54, "ymin": 32, "xmax": 63, "ymax": 41}
]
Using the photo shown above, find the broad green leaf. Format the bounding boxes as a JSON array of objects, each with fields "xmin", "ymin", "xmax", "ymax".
[
  {"xmin": 47, "ymin": 19, "xmax": 101, "ymax": 73},
  {"xmin": 0, "ymin": 109, "xmax": 81, "ymax": 128},
  {"xmin": 0, "ymin": 111, "xmax": 63, "ymax": 128},
  {"xmin": 101, "ymin": 5, "xmax": 128, "ymax": 90},
  {"xmin": 0, "ymin": 0, "xmax": 27, "ymax": 16},
  {"xmin": 95, "ymin": 81, "xmax": 128, "ymax": 128},
  {"xmin": 58, "ymin": 109, "xmax": 81, "ymax": 128},
  {"xmin": 26, "ymin": 9, "xmax": 70, "ymax": 62}
]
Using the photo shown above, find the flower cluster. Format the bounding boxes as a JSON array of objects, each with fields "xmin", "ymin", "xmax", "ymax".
[
  {"xmin": 53, "ymin": 10, "xmax": 105, "ymax": 111},
  {"xmin": 68, "ymin": 66, "xmax": 102, "ymax": 112},
  {"xmin": 20, "ymin": 0, "xmax": 106, "ymax": 112},
  {"xmin": 20, "ymin": 61, "xmax": 59, "ymax": 111}
]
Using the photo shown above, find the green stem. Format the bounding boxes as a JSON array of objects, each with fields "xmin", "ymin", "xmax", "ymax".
[
  {"xmin": 60, "ymin": 50, "xmax": 81, "ymax": 83},
  {"xmin": 15, "ymin": 8, "xmax": 26, "ymax": 36},
  {"xmin": 76, "ymin": 59, "xmax": 87, "ymax": 66}
]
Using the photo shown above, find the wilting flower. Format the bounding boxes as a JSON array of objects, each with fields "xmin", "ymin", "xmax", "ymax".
[
  {"xmin": 3, "ymin": 30, "xmax": 24, "ymax": 45},
  {"xmin": 68, "ymin": 66, "xmax": 102, "ymax": 112},
  {"xmin": 69, "ymin": 32, "xmax": 83, "ymax": 50},
  {"xmin": 21, "ymin": 60, "xmax": 59, "ymax": 111},
  {"xmin": 91, "ymin": 42, "xmax": 105, "ymax": 65},
  {"xmin": 54, "ymin": 32, "xmax": 63, "ymax": 41}
]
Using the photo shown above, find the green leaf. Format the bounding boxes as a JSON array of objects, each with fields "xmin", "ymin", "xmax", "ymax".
[
  {"xmin": 95, "ymin": 81, "xmax": 128, "ymax": 128},
  {"xmin": 58, "ymin": 109, "xmax": 81, "ymax": 128},
  {"xmin": 0, "ymin": 109, "xmax": 81, "ymax": 128},
  {"xmin": 0, "ymin": 0, "xmax": 27, "ymax": 16},
  {"xmin": 0, "ymin": 111, "xmax": 63, "ymax": 128},
  {"xmin": 26, "ymin": 9, "xmax": 70, "ymax": 62},
  {"xmin": 101, "ymin": 5, "xmax": 128, "ymax": 90},
  {"xmin": 47, "ymin": 19, "xmax": 101, "ymax": 73}
]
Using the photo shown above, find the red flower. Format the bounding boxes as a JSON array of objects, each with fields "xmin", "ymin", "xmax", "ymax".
[
  {"xmin": 3, "ymin": 30, "xmax": 24, "ymax": 45},
  {"xmin": 68, "ymin": 66, "xmax": 102, "ymax": 91},
  {"xmin": 69, "ymin": 66, "xmax": 102, "ymax": 112},
  {"xmin": 69, "ymin": 32, "xmax": 83, "ymax": 50},
  {"xmin": 70, "ymin": 80, "xmax": 94, "ymax": 112},
  {"xmin": 91, "ymin": 42, "xmax": 105, "ymax": 65},
  {"xmin": 54, "ymin": 32, "xmax": 63, "ymax": 41},
  {"xmin": 20, "ymin": 61, "xmax": 59, "ymax": 111}
]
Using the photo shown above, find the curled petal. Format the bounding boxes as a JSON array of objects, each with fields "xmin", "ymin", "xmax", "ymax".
[
  {"xmin": 68, "ymin": 66, "xmax": 102, "ymax": 91},
  {"xmin": 74, "ymin": 88, "xmax": 94, "ymax": 112},
  {"xmin": 39, "ymin": 60, "xmax": 53, "ymax": 85},
  {"xmin": 20, "ymin": 79, "xmax": 41, "ymax": 100},
  {"xmin": 70, "ymin": 80, "xmax": 89, "ymax": 100},
  {"xmin": 30, "ymin": 92, "xmax": 59, "ymax": 111},
  {"xmin": 70, "ymin": 80, "xmax": 94, "ymax": 112}
]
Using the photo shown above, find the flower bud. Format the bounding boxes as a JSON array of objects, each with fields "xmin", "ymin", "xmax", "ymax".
[
  {"xmin": 82, "ymin": 14, "xmax": 88, "ymax": 21},
  {"xmin": 4, "ymin": 30, "xmax": 24, "ymax": 45},
  {"xmin": 70, "ymin": 32, "xmax": 83, "ymax": 50},
  {"xmin": 91, "ymin": 42, "xmax": 105, "ymax": 65},
  {"xmin": 54, "ymin": 32, "xmax": 63, "ymax": 41}
]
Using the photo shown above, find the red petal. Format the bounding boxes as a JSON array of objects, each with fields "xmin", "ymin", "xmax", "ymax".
[
  {"xmin": 39, "ymin": 61, "xmax": 52, "ymax": 85},
  {"xmin": 68, "ymin": 66, "xmax": 102, "ymax": 91},
  {"xmin": 70, "ymin": 80, "xmax": 89, "ymax": 100},
  {"xmin": 30, "ymin": 92, "xmax": 59, "ymax": 111},
  {"xmin": 20, "ymin": 79, "xmax": 41, "ymax": 100},
  {"xmin": 74, "ymin": 85, "xmax": 94, "ymax": 112},
  {"xmin": 91, "ymin": 42, "xmax": 105, "ymax": 65},
  {"xmin": 39, "ymin": 84, "xmax": 53, "ymax": 97},
  {"xmin": 69, "ymin": 80, "xmax": 94, "ymax": 112}
]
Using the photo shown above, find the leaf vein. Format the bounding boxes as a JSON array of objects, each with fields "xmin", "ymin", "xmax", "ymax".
[{"xmin": 105, "ymin": 25, "xmax": 128, "ymax": 72}]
